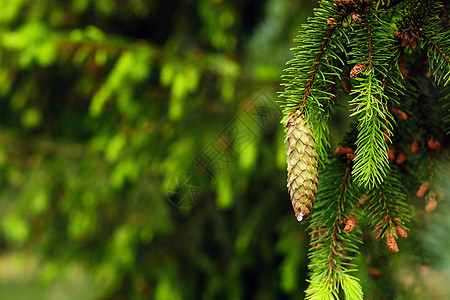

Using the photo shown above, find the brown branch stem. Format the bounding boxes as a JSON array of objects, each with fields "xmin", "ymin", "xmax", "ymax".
[
  {"xmin": 327, "ymin": 163, "xmax": 352, "ymax": 276},
  {"xmin": 300, "ymin": 10, "xmax": 349, "ymax": 107},
  {"xmin": 422, "ymin": 32, "xmax": 450, "ymax": 65},
  {"xmin": 365, "ymin": 4, "xmax": 373, "ymax": 67}
]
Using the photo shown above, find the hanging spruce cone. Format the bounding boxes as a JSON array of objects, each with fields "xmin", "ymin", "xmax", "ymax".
[{"xmin": 285, "ymin": 112, "xmax": 319, "ymax": 222}]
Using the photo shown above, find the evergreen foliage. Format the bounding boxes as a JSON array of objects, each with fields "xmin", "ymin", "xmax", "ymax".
[
  {"xmin": 281, "ymin": 0, "xmax": 450, "ymax": 298},
  {"xmin": 0, "ymin": 0, "xmax": 317, "ymax": 298},
  {"xmin": 0, "ymin": 0, "xmax": 449, "ymax": 299}
]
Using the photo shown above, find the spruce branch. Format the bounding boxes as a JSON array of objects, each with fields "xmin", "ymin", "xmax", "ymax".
[
  {"xmin": 281, "ymin": 0, "xmax": 352, "ymax": 164},
  {"xmin": 306, "ymin": 157, "xmax": 363, "ymax": 300},
  {"xmin": 367, "ymin": 166, "xmax": 410, "ymax": 253},
  {"xmin": 422, "ymin": 31, "xmax": 450, "ymax": 85},
  {"xmin": 348, "ymin": 2, "xmax": 396, "ymax": 187},
  {"xmin": 279, "ymin": 1, "xmax": 449, "ymax": 298}
]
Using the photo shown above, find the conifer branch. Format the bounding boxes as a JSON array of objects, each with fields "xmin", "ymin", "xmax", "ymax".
[
  {"xmin": 348, "ymin": 2, "xmax": 395, "ymax": 187},
  {"xmin": 422, "ymin": 33, "xmax": 450, "ymax": 64},
  {"xmin": 421, "ymin": 32, "xmax": 450, "ymax": 85},
  {"xmin": 280, "ymin": 1, "xmax": 449, "ymax": 298},
  {"xmin": 327, "ymin": 164, "xmax": 351, "ymax": 273},
  {"xmin": 281, "ymin": 1, "xmax": 352, "ymax": 164},
  {"xmin": 301, "ymin": 25, "xmax": 338, "ymax": 106},
  {"xmin": 367, "ymin": 166, "xmax": 409, "ymax": 253},
  {"xmin": 306, "ymin": 157, "xmax": 363, "ymax": 300}
]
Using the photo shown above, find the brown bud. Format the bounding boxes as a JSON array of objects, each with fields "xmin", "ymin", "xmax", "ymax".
[
  {"xmin": 350, "ymin": 63, "xmax": 366, "ymax": 78},
  {"xmin": 394, "ymin": 30, "xmax": 402, "ymax": 38},
  {"xmin": 346, "ymin": 152, "xmax": 357, "ymax": 161},
  {"xmin": 396, "ymin": 152, "xmax": 407, "ymax": 165},
  {"xmin": 375, "ymin": 228, "xmax": 382, "ymax": 242},
  {"xmin": 327, "ymin": 19, "xmax": 336, "ymax": 26},
  {"xmin": 387, "ymin": 235, "xmax": 399, "ymax": 253},
  {"xmin": 399, "ymin": 66, "xmax": 407, "ymax": 79},
  {"xmin": 368, "ymin": 267, "xmax": 381, "ymax": 279},
  {"xmin": 401, "ymin": 38, "xmax": 409, "ymax": 47},
  {"xmin": 425, "ymin": 195, "xmax": 437, "ymax": 213},
  {"xmin": 400, "ymin": 26, "xmax": 420, "ymax": 49},
  {"xmin": 344, "ymin": 218, "xmax": 357, "ymax": 233},
  {"xmin": 436, "ymin": 189, "xmax": 444, "ymax": 201},
  {"xmin": 420, "ymin": 265, "xmax": 430, "ymax": 278},
  {"xmin": 427, "ymin": 137, "xmax": 440, "ymax": 151},
  {"xmin": 351, "ymin": 13, "xmax": 361, "ymax": 24},
  {"xmin": 388, "ymin": 147, "xmax": 396, "ymax": 161},
  {"xmin": 334, "ymin": 146, "xmax": 353, "ymax": 156},
  {"xmin": 395, "ymin": 225, "xmax": 408, "ymax": 238},
  {"xmin": 335, "ymin": 0, "xmax": 353, "ymax": 6},
  {"xmin": 383, "ymin": 128, "xmax": 391, "ymax": 143},
  {"xmin": 390, "ymin": 107, "xmax": 408, "ymax": 120},
  {"xmin": 416, "ymin": 182, "xmax": 429, "ymax": 198},
  {"xmin": 360, "ymin": 194, "xmax": 368, "ymax": 205},
  {"xmin": 411, "ymin": 140, "xmax": 421, "ymax": 154}
]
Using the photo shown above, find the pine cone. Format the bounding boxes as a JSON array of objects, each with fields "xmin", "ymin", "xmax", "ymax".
[{"xmin": 285, "ymin": 113, "xmax": 319, "ymax": 222}]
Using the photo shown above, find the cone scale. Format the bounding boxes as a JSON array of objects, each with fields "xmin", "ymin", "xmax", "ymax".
[{"xmin": 285, "ymin": 113, "xmax": 318, "ymax": 221}]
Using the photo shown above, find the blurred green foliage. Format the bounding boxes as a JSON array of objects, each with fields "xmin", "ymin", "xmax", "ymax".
[
  {"xmin": 1, "ymin": 0, "xmax": 450, "ymax": 299},
  {"xmin": 0, "ymin": 0, "xmax": 316, "ymax": 298}
]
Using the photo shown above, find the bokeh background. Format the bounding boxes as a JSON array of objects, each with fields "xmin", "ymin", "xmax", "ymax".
[{"xmin": 0, "ymin": 0, "xmax": 450, "ymax": 299}]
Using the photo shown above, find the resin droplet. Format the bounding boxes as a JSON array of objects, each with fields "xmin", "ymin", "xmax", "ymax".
[{"xmin": 297, "ymin": 212, "xmax": 304, "ymax": 222}]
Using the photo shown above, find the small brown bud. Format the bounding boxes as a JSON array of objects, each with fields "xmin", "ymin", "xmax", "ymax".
[
  {"xmin": 387, "ymin": 235, "xmax": 399, "ymax": 253},
  {"xmin": 390, "ymin": 107, "xmax": 408, "ymax": 120},
  {"xmin": 400, "ymin": 26, "xmax": 420, "ymax": 49},
  {"xmin": 351, "ymin": 13, "xmax": 361, "ymax": 24},
  {"xmin": 335, "ymin": 0, "xmax": 352, "ymax": 5},
  {"xmin": 436, "ymin": 189, "xmax": 444, "ymax": 201},
  {"xmin": 416, "ymin": 182, "xmax": 429, "ymax": 198},
  {"xmin": 401, "ymin": 38, "xmax": 409, "ymax": 47},
  {"xmin": 394, "ymin": 30, "xmax": 402, "ymax": 38},
  {"xmin": 400, "ymin": 66, "xmax": 407, "ymax": 79},
  {"xmin": 395, "ymin": 225, "xmax": 408, "ymax": 238},
  {"xmin": 368, "ymin": 267, "xmax": 381, "ymax": 279},
  {"xmin": 388, "ymin": 147, "xmax": 396, "ymax": 161},
  {"xmin": 411, "ymin": 140, "xmax": 421, "ymax": 154},
  {"xmin": 327, "ymin": 19, "xmax": 336, "ymax": 26},
  {"xmin": 350, "ymin": 63, "xmax": 366, "ymax": 78},
  {"xmin": 346, "ymin": 152, "xmax": 357, "ymax": 160},
  {"xmin": 344, "ymin": 218, "xmax": 357, "ymax": 233},
  {"xmin": 427, "ymin": 137, "xmax": 440, "ymax": 151},
  {"xmin": 375, "ymin": 228, "xmax": 382, "ymax": 242},
  {"xmin": 425, "ymin": 196, "xmax": 437, "ymax": 213},
  {"xmin": 334, "ymin": 146, "xmax": 353, "ymax": 156},
  {"xmin": 420, "ymin": 265, "xmax": 430, "ymax": 278},
  {"xmin": 396, "ymin": 152, "xmax": 407, "ymax": 164},
  {"xmin": 360, "ymin": 194, "xmax": 368, "ymax": 205},
  {"xmin": 383, "ymin": 128, "xmax": 391, "ymax": 142}
]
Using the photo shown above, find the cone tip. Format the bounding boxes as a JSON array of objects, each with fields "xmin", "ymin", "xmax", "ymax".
[{"xmin": 296, "ymin": 212, "xmax": 304, "ymax": 222}]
